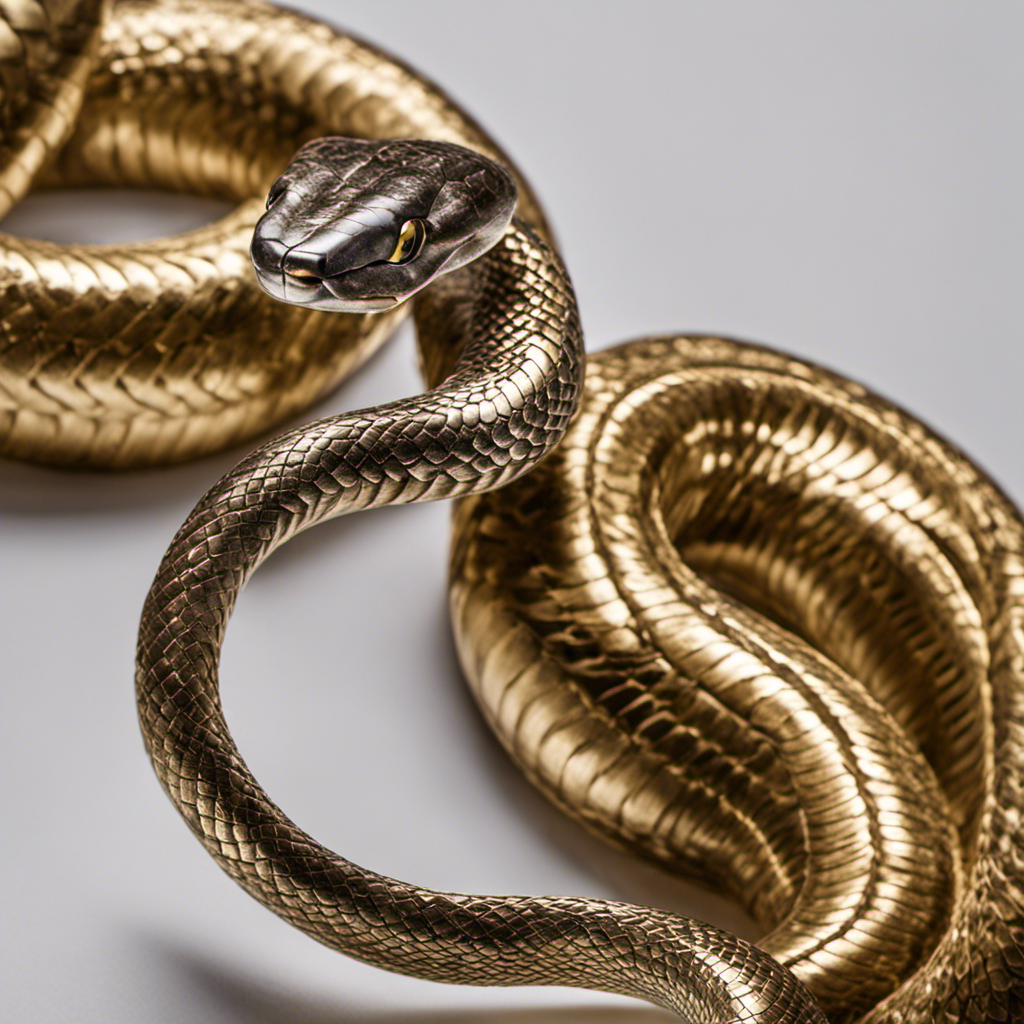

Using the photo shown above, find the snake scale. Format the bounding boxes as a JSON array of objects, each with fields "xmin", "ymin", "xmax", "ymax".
[{"xmin": 2, "ymin": 1, "xmax": 1021, "ymax": 1021}]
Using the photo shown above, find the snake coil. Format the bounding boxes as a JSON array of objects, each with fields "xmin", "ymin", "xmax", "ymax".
[{"xmin": 2, "ymin": 1, "xmax": 1021, "ymax": 1021}]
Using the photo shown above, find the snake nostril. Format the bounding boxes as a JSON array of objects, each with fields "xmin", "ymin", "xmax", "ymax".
[{"xmin": 249, "ymin": 233, "xmax": 288, "ymax": 274}]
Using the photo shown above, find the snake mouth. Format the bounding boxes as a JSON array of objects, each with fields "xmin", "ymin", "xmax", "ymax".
[
  {"xmin": 284, "ymin": 266, "xmax": 319, "ymax": 281},
  {"xmin": 255, "ymin": 265, "xmax": 399, "ymax": 312},
  {"xmin": 257, "ymin": 236, "xmax": 480, "ymax": 312}
]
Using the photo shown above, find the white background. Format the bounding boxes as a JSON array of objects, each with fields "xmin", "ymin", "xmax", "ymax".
[{"xmin": 2, "ymin": 3, "xmax": 1021, "ymax": 1022}]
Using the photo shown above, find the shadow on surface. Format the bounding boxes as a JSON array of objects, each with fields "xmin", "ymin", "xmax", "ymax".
[
  {"xmin": 142, "ymin": 934, "xmax": 678, "ymax": 1024},
  {"xmin": 0, "ymin": 454, "xmax": 236, "ymax": 517}
]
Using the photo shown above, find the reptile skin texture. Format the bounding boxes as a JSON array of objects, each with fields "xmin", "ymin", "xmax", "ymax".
[
  {"xmin": 0, "ymin": 0, "xmax": 104, "ymax": 217},
  {"xmin": 3, "ymin": 1, "xmax": 1022, "ymax": 1021},
  {"xmin": 452, "ymin": 337, "xmax": 1024, "ymax": 1023},
  {"xmin": 0, "ymin": 0, "xmax": 548, "ymax": 465}
]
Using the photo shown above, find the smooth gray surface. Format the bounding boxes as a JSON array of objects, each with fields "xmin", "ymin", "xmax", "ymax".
[{"xmin": 1, "ymin": 3, "xmax": 1021, "ymax": 1022}]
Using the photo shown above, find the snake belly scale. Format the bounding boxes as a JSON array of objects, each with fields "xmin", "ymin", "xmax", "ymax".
[{"xmin": 1, "ymin": 0, "xmax": 1021, "ymax": 1021}]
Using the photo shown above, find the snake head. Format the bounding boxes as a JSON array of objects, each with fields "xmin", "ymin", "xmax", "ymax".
[{"xmin": 250, "ymin": 138, "xmax": 517, "ymax": 312}]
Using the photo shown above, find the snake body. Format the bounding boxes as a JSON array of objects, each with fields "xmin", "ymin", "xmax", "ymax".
[
  {"xmin": 452, "ymin": 336, "xmax": 1024, "ymax": 1022},
  {"xmin": 3, "ymin": 1, "xmax": 1022, "ymax": 1021},
  {"xmin": 0, "ymin": 0, "xmax": 547, "ymax": 465}
]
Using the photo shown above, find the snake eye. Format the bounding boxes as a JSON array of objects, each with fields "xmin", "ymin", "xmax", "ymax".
[
  {"xmin": 265, "ymin": 182, "xmax": 286, "ymax": 210},
  {"xmin": 388, "ymin": 219, "xmax": 426, "ymax": 264}
]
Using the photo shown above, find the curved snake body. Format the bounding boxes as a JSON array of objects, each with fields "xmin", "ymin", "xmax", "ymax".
[
  {"xmin": 3, "ymin": 1, "xmax": 1022, "ymax": 1021},
  {"xmin": 0, "ymin": 0, "xmax": 547, "ymax": 466},
  {"xmin": 451, "ymin": 336, "xmax": 1024, "ymax": 1022}
]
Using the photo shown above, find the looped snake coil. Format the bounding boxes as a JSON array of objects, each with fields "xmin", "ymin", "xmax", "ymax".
[{"xmin": 2, "ymin": 2, "xmax": 1021, "ymax": 1021}]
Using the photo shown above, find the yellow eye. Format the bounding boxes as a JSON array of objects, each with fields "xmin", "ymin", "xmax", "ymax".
[{"xmin": 388, "ymin": 219, "xmax": 425, "ymax": 264}]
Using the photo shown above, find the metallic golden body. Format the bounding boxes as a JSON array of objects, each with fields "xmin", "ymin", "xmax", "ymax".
[
  {"xmin": 3, "ymin": 1, "xmax": 1021, "ymax": 1021},
  {"xmin": 0, "ymin": 0, "xmax": 104, "ymax": 217},
  {"xmin": 453, "ymin": 336, "xmax": 1024, "ymax": 1022},
  {"xmin": 0, "ymin": 0, "xmax": 546, "ymax": 465}
]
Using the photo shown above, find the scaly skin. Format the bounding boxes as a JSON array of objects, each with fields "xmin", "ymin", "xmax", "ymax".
[
  {"xmin": 0, "ymin": 0, "xmax": 548, "ymax": 466},
  {"xmin": 3, "ymin": 0, "xmax": 1020, "ymax": 1019},
  {"xmin": 451, "ymin": 336, "xmax": 1024, "ymax": 1022}
]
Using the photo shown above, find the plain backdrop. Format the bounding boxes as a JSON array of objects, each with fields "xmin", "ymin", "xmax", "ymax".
[{"xmin": 1, "ymin": 4, "xmax": 1021, "ymax": 1022}]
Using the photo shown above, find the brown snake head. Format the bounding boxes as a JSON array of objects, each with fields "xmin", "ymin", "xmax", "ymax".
[{"xmin": 250, "ymin": 138, "xmax": 517, "ymax": 312}]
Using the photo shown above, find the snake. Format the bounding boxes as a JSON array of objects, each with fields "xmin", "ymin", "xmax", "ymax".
[{"xmin": 2, "ymin": 1, "xmax": 1022, "ymax": 1021}]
